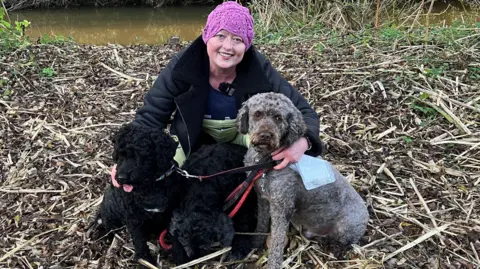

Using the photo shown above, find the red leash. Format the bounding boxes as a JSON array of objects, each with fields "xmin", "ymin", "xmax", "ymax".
[
  {"xmin": 227, "ymin": 170, "xmax": 263, "ymax": 218},
  {"xmin": 175, "ymin": 160, "xmax": 275, "ymax": 180},
  {"xmin": 159, "ymin": 169, "xmax": 266, "ymax": 250},
  {"xmin": 159, "ymin": 230, "xmax": 171, "ymax": 250}
]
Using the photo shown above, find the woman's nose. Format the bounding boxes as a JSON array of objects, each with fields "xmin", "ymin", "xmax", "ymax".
[{"xmin": 222, "ymin": 37, "xmax": 233, "ymax": 50}]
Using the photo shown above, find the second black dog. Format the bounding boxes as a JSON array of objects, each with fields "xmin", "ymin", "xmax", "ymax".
[{"xmin": 168, "ymin": 143, "xmax": 258, "ymax": 265}]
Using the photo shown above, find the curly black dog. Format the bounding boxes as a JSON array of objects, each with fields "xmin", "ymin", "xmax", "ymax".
[
  {"xmin": 93, "ymin": 124, "xmax": 187, "ymax": 265},
  {"xmin": 167, "ymin": 143, "xmax": 258, "ymax": 265},
  {"xmin": 93, "ymin": 124, "xmax": 258, "ymax": 267}
]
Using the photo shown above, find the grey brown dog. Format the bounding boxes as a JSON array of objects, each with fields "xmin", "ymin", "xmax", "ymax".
[{"xmin": 236, "ymin": 92, "xmax": 369, "ymax": 269}]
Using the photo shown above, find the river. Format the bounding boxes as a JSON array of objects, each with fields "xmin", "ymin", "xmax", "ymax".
[
  {"xmin": 10, "ymin": 6, "xmax": 213, "ymax": 45},
  {"xmin": 9, "ymin": 3, "xmax": 480, "ymax": 45}
]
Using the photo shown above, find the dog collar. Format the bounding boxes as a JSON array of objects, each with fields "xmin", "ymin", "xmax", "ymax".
[{"xmin": 155, "ymin": 164, "xmax": 176, "ymax": 181}]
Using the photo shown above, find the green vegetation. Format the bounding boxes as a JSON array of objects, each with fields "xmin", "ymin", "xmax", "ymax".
[
  {"xmin": 0, "ymin": 5, "xmax": 30, "ymax": 53},
  {"xmin": 38, "ymin": 33, "xmax": 75, "ymax": 45},
  {"xmin": 411, "ymin": 101, "xmax": 438, "ymax": 118},
  {"xmin": 41, "ymin": 67, "xmax": 56, "ymax": 77},
  {"xmin": 401, "ymin": 135, "xmax": 414, "ymax": 143},
  {"xmin": 1, "ymin": 3, "xmax": 74, "ymax": 55}
]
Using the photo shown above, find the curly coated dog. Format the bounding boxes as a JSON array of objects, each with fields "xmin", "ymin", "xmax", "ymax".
[
  {"xmin": 236, "ymin": 92, "xmax": 369, "ymax": 269},
  {"xmin": 168, "ymin": 143, "xmax": 258, "ymax": 265},
  {"xmin": 93, "ymin": 124, "xmax": 187, "ymax": 265},
  {"xmin": 93, "ymin": 124, "xmax": 258, "ymax": 267}
]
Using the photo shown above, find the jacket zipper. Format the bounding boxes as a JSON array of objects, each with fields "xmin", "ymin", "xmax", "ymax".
[{"xmin": 174, "ymin": 99, "xmax": 191, "ymax": 158}]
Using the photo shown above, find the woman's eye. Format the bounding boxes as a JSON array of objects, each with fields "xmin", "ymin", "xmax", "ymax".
[
  {"xmin": 216, "ymin": 34, "xmax": 225, "ymax": 39},
  {"xmin": 233, "ymin": 37, "xmax": 243, "ymax": 43}
]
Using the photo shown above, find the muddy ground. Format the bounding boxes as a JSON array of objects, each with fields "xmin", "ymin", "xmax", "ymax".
[{"xmin": 0, "ymin": 38, "xmax": 479, "ymax": 269}]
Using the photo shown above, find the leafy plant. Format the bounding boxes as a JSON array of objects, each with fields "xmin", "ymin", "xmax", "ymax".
[
  {"xmin": 0, "ymin": 6, "xmax": 31, "ymax": 53},
  {"xmin": 315, "ymin": 43, "xmax": 325, "ymax": 53},
  {"xmin": 41, "ymin": 67, "xmax": 56, "ymax": 77},
  {"xmin": 468, "ymin": 66, "xmax": 480, "ymax": 80},
  {"xmin": 39, "ymin": 34, "xmax": 74, "ymax": 45},
  {"xmin": 380, "ymin": 26, "xmax": 403, "ymax": 41},
  {"xmin": 2, "ymin": 88, "xmax": 12, "ymax": 98},
  {"xmin": 401, "ymin": 136, "xmax": 413, "ymax": 143},
  {"xmin": 424, "ymin": 63, "xmax": 449, "ymax": 77},
  {"xmin": 410, "ymin": 102, "xmax": 437, "ymax": 118}
]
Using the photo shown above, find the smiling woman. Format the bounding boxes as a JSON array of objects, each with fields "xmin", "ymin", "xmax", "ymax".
[
  {"xmin": 127, "ymin": 0, "xmax": 323, "ymax": 170},
  {"xmin": 207, "ymin": 30, "xmax": 246, "ymax": 74}
]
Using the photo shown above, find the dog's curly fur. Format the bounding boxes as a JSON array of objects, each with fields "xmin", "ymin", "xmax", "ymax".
[
  {"xmin": 94, "ymin": 124, "xmax": 257, "ymax": 267},
  {"xmin": 168, "ymin": 143, "xmax": 257, "ymax": 265},
  {"xmin": 236, "ymin": 92, "xmax": 369, "ymax": 269},
  {"xmin": 94, "ymin": 124, "xmax": 187, "ymax": 265}
]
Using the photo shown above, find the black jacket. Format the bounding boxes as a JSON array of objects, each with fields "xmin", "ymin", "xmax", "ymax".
[{"xmin": 132, "ymin": 36, "xmax": 323, "ymax": 158}]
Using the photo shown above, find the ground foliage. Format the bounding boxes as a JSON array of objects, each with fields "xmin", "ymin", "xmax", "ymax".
[{"xmin": 0, "ymin": 24, "xmax": 479, "ymax": 269}]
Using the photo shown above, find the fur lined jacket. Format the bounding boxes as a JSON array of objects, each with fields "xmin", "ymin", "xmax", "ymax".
[{"xmin": 132, "ymin": 36, "xmax": 323, "ymax": 158}]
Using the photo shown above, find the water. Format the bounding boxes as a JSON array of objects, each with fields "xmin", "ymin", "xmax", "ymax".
[
  {"xmin": 427, "ymin": 2, "xmax": 480, "ymax": 25},
  {"xmin": 9, "ymin": 4, "xmax": 480, "ymax": 45},
  {"xmin": 10, "ymin": 6, "xmax": 214, "ymax": 45}
]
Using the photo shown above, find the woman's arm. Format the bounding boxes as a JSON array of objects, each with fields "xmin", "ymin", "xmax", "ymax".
[{"xmin": 132, "ymin": 55, "xmax": 184, "ymax": 129}]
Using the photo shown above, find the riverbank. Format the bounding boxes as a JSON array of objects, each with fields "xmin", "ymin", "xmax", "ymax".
[{"xmin": 1, "ymin": 21, "xmax": 479, "ymax": 268}]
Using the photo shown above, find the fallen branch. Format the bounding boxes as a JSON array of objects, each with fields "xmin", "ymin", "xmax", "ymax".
[{"xmin": 99, "ymin": 62, "xmax": 144, "ymax": 81}]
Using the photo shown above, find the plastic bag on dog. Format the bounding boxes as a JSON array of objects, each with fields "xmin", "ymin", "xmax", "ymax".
[{"xmin": 289, "ymin": 155, "xmax": 336, "ymax": 190}]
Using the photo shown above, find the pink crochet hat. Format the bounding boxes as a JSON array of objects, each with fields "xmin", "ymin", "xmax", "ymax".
[{"xmin": 202, "ymin": 1, "xmax": 255, "ymax": 50}]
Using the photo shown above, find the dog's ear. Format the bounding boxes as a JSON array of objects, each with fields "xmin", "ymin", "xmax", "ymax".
[
  {"xmin": 111, "ymin": 124, "xmax": 131, "ymax": 161},
  {"xmin": 236, "ymin": 103, "xmax": 249, "ymax": 134},
  {"xmin": 283, "ymin": 110, "xmax": 307, "ymax": 147},
  {"xmin": 215, "ymin": 214, "xmax": 234, "ymax": 247},
  {"xmin": 151, "ymin": 130, "xmax": 178, "ymax": 164}
]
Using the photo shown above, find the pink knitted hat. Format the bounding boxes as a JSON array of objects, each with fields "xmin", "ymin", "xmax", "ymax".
[{"xmin": 202, "ymin": 1, "xmax": 255, "ymax": 50}]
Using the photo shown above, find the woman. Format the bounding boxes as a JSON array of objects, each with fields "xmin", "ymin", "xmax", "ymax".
[{"xmin": 132, "ymin": 1, "xmax": 322, "ymax": 169}]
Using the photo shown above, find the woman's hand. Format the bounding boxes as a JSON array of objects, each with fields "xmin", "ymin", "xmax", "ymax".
[{"xmin": 271, "ymin": 137, "xmax": 309, "ymax": 170}]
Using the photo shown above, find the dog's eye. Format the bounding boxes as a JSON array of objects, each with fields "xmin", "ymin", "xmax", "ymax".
[
  {"xmin": 274, "ymin": 115, "xmax": 282, "ymax": 122},
  {"xmin": 253, "ymin": 111, "xmax": 263, "ymax": 119}
]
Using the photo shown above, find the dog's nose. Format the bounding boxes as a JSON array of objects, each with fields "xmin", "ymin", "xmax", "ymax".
[
  {"xmin": 117, "ymin": 173, "xmax": 128, "ymax": 182},
  {"xmin": 259, "ymin": 132, "xmax": 272, "ymax": 141}
]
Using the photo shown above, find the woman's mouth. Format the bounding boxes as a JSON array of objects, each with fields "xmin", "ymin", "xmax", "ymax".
[{"xmin": 219, "ymin": 52, "xmax": 233, "ymax": 59}]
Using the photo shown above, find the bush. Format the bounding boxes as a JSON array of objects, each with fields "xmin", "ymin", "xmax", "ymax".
[{"xmin": 0, "ymin": 5, "xmax": 30, "ymax": 54}]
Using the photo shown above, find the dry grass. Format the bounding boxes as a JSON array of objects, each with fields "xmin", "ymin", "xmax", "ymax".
[
  {"xmin": 0, "ymin": 27, "xmax": 479, "ymax": 269},
  {"xmin": 250, "ymin": 0, "xmax": 480, "ymax": 35},
  {"xmin": 250, "ymin": 0, "xmax": 421, "ymax": 32}
]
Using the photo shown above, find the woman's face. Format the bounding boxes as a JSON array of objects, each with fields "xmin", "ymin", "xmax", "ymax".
[{"xmin": 206, "ymin": 30, "xmax": 246, "ymax": 72}]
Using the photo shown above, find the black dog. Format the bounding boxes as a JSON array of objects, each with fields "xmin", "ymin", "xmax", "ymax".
[
  {"xmin": 94, "ymin": 124, "xmax": 187, "ymax": 265},
  {"xmin": 167, "ymin": 143, "xmax": 258, "ymax": 265}
]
